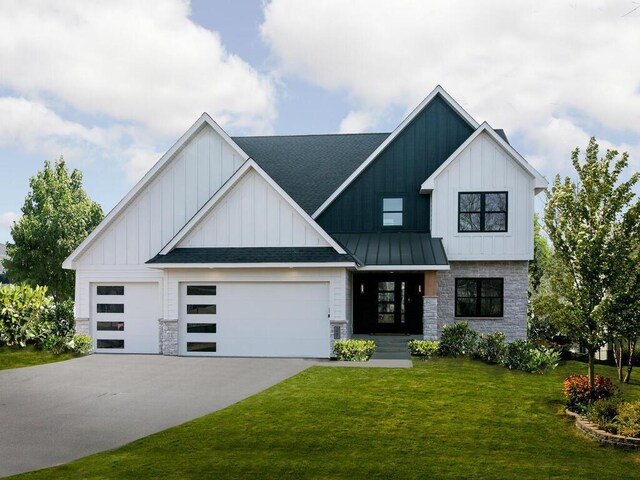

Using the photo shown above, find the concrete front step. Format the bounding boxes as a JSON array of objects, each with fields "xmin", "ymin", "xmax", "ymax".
[{"xmin": 352, "ymin": 334, "xmax": 422, "ymax": 360}]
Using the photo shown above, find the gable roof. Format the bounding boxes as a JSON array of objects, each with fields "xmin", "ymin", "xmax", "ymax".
[
  {"xmin": 310, "ymin": 85, "xmax": 480, "ymax": 219},
  {"xmin": 147, "ymin": 247, "xmax": 354, "ymax": 267},
  {"xmin": 62, "ymin": 113, "xmax": 251, "ymax": 270},
  {"xmin": 159, "ymin": 159, "xmax": 347, "ymax": 255},
  {"xmin": 420, "ymin": 122, "xmax": 547, "ymax": 193},
  {"xmin": 233, "ymin": 133, "xmax": 388, "ymax": 215}
]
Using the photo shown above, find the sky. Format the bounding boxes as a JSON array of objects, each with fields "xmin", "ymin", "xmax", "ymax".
[{"xmin": 0, "ymin": 0, "xmax": 639, "ymax": 243}]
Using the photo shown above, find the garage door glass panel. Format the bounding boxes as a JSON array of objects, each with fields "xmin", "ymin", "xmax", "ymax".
[
  {"xmin": 96, "ymin": 286, "xmax": 124, "ymax": 295},
  {"xmin": 97, "ymin": 321, "xmax": 124, "ymax": 331},
  {"xmin": 187, "ymin": 342, "xmax": 216, "ymax": 352},
  {"xmin": 187, "ymin": 285, "xmax": 216, "ymax": 296},
  {"xmin": 187, "ymin": 323, "xmax": 217, "ymax": 333},
  {"xmin": 97, "ymin": 304, "xmax": 124, "ymax": 313},
  {"xmin": 97, "ymin": 339, "xmax": 124, "ymax": 349},
  {"xmin": 187, "ymin": 304, "xmax": 216, "ymax": 314}
]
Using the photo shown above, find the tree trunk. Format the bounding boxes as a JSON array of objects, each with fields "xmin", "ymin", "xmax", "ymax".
[
  {"xmin": 613, "ymin": 339, "xmax": 624, "ymax": 382},
  {"xmin": 588, "ymin": 349, "xmax": 596, "ymax": 387},
  {"xmin": 624, "ymin": 337, "xmax": 637, "ymax": 384}
]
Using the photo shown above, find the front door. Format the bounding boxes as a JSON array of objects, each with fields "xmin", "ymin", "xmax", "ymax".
[{"xmin": 354, "ymin": 274, "xmax": 423, "ymax": 334}]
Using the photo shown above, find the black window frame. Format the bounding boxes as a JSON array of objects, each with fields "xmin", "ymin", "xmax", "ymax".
[
  {"xmin": 454, "ymin": 278, "xmax": 504, "ymax": 318},
  {"xmin": 458, "ymin": 191, "xmax": 508, "ymax": 233},
  {"xmin": 96, "ymin": 303, "xmax": 124, "ymax": 314},
  {"xmin": 186, "ymin": 304, "xmax": 217, "ymax": 315},
  {"xmin": 381, "ymin": 196, "xmax": 404, "ymax": 229},
  {"xmin": 97, "ymin": 339, "xmax": 125, "ymax": 349},
  {"xmin": 186, "ymin": 285, "xmax": 217, "ymax": 296},
  {"xmin": 97, "ymin": 286, "xmax": 124, "ymax": 296},
  {"xmin": 97, "ymin": 321, "xmax": 125, "ymax": 331}
]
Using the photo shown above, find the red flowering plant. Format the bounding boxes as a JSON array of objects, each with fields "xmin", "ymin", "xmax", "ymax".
[{"xmin": 563, "ymin": 374, "xmax": 618, "ymax": 413}]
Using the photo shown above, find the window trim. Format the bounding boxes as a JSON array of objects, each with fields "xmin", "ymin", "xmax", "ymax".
[
  {"xmin": 454, "ymin": 277, "xmax": 504, "ymax": 318},
  {"xmin": 381, "ymin": 195, "xmax": 405, "ymax": 229},
  {"xmin": 457, "ymin": 191, "xmax": 508, "ymax": 233}
]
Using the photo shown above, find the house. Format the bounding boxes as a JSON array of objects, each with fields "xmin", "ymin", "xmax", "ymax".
[
  {"xmin": 0, "ymin": 243, "xmax": 9, "ymax": 283},
  {"xmin": 63, "ymin": 86, "xmax": 547, "ymax": 357}
]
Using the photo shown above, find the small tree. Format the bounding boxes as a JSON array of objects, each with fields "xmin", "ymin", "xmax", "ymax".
[
  {"xmin": 544, "ymin": 138, "xmax": 639, "ymax": 386},
  {"xmin": 529, "ymin": 213, "xmax": 551, "ymax": 298},
  {"xmin": 607, "ymin": 238, "xmax": 640, "ymax": 383},
  {"xmin": 4, "ymin": 158, "xmax": 103, "ymax": 300}
]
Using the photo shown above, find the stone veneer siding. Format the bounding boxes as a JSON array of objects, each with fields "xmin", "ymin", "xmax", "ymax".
[
  {"xmin": 159, "ymin": 319, "xmax": 178, "ymax": 355},
  {"xmin": 436, "ymin": 261, "xmax": 528, "ymax": 342},
  {"xmin": 74, "ymin": 318, "xmax": 90, "ymax": 336},
  {"xmin": 329, "ymin": 320, "xmax": 349, "ymax": 355},
  {"xmin": 423, "ymin": 297, "xmax": 438, "ymax": 340}
]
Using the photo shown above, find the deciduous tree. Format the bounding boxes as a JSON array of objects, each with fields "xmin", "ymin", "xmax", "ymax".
[
  {"xmin": 544, "ymin": 138, "xmax": 639, "ymax": 386},
  {"xmin": 4, "ymin": 158, "xmax": 103, "ymax": 300}
]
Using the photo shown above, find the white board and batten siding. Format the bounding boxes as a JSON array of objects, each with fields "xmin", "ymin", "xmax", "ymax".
[
  {"xmin": 178, "ymin": 169, "xmax": 330, "ymax": 248},
  {"xmin": 77, "ymin": 124, "xmax": 245, "ymax": 267},
  {"xmin": 431, "ymin": 131, "xmax": 535, "ymax": 261}
]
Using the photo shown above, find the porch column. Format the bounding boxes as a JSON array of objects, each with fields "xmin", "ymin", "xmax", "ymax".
[{"xmin": 422, "ymin": 272, "xmax": 438, "ymax": 341}]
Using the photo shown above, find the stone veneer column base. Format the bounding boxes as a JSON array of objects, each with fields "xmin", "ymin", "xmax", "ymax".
[
  {"xmin": 74, "ymin": 318, "xmax": 90, "ymax": 336},
  {"xmin": 159, "ymin": 319, "xmax": 179, "ymax": 356},
  {"xmin": 329, "ymin": 320, "xmax": 349, "ymax": 355},
  {"xmin": 422, "ymin": 297, "xmax": 438, "ymax": 340}
]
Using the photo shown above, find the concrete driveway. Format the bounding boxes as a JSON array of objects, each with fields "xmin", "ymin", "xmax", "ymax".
[{"xmin": 0, "ymin": 355, "xmax": 312, "ymax": 477}]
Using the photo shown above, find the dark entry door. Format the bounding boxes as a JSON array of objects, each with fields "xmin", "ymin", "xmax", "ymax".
[{"xmin": 354, "ymin": 274, "xmax": 423, "ymax": 334}]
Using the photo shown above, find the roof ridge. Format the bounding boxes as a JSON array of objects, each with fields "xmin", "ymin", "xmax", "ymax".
[{"xmin": 232, "ymin": 132, "xmax": 391, "ymax": 139}]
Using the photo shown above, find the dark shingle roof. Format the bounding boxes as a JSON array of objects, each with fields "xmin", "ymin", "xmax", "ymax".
[
  {"xmin": 147, "ymin": 247, "xmax": 354, "ymax": 264},
  {"xmin": 233, "ymin": 133, "xmax": 389, "ymax": 214},
  {"xmin": 332, "ymin": 232, "xmax": 448, "ymax": 266}
]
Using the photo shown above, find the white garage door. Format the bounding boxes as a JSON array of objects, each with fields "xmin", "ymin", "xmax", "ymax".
[
  {"xmin": 179, "ymin": 282, "xmax": 330, "ymax": 357},
  {"xmin": 91, "ymin": 283, "xmax": 160, "ymax": 354}
]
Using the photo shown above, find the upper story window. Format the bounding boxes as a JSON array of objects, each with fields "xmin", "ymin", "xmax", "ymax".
[
  {"xmin": 382, "ymin": 197, "xmax": 403, "ymax": 227},
  {"xmin": 458, "ymin": 192, "xmax": 508, "ymax": 232}
]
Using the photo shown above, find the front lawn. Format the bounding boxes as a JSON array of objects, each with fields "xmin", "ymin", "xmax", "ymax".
[
  {"xmin": 0, "ymin": 345, "xmax": 78, "ymax": 370},
  {"xmin": 11, "ymin": 359, "xmax": 640, "ymax": 479}
]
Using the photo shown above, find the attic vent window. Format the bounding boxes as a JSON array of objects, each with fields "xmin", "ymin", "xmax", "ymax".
[{"xmin": 382, "ymin": 198, "xmax": 403, "ymax": 227}]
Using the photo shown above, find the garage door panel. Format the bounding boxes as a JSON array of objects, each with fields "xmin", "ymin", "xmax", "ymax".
[
  {"xmin": 92, "ymin": 283, "xmax": 160, "ymax": 354},
  {"xmin": 180, "ymin": 281, "xmax": 330, "ymax": 357}
]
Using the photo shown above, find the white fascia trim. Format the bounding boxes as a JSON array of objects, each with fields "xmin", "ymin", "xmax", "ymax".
[
  {"xmin": 356, "ymin": 265, "xmax": 450, "ymax": 271},
  {"xmin": 311, "ymin": 85, "xmax": 479, "ymax": 219},
  {"xmin": 159, "ymin": 159, "xmax": 347, "ymax": 255},
  {"xmin": 146, "ymin": 262, "xmax": 357, "ymax": 269},
  {"xmin": 62, "ymin": 113, "xmax": 251, "ymax": 270},
  {"xmin": 420, "ymin": 122, "xmax": 548, "ymax": 193}
]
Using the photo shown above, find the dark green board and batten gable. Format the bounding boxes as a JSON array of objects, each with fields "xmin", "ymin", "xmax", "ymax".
[{"xmin": 316, "ymin": 93, "xmax": 475, "ymax": 234}]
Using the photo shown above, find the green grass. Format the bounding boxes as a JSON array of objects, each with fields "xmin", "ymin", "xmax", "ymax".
[
  {"xmin": 11, "ymin": 359, "xmax": 640, "ymax": 479},
  {"xmin": 0, "ymin": 345, "xmax": 78, "ymax": 370}
]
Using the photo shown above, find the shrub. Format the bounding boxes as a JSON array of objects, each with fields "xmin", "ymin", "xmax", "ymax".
[
  {"xmin": 42, "ymin": 335, "xmax": 69, "ymax": 355},
  {"xmin": 475, "ymin": 332, "xmax": 506, "ymax": 364},
  {"xmin": 0, "ymin": 284, "xmax": 51, "ymax": 347},
  {"xmin": 526, "ymin": 346, "xmax": 561, "ymax": 374},
  {"xmin": 587, "ymin": 397, "xmax": 621, "ymax": 433},
  {"xmin": 502, "ymin": 339, "xmax": 535, "ymax": 370},
  {"xmin": 41, "ymin": 299, "xmax": 75, "ymax": 341},
  {"xmin": 69, "ymin": 334, "xmax": 92, "ymax": 354},
  {"xmin": 563, "ymin": 374, "xmax": 617, "ymax": 413},
  {"xmin": 438, "ymin": 322, "xmax": 478, "ymax": 357},
  {"xmin": 407, "ymin": 340, "xmax": 439, "ymax": 359},
  {"xmin": 333, "ymin": 340, "xmax": 376, "ymax": 361},
  {"xmin": 615, "ymin": 401, "xmax": 640, "ymax": 438}
]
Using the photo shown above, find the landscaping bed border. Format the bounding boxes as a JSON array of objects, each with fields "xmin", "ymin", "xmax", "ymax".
[{"xmin": 565, "ymin": 409, "xmax": 640, "ymax": 448}]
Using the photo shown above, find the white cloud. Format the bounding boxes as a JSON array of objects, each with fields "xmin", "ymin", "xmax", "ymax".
[
  {"xmin": 261, "ymin": 0, "xmax": 640, "ymax": 177},
  {"xmin": 0, "ymin": 212, "xmax": 21, "ymax": 230},
  {"xmin": 339, "ymin": 110, "xmax": 377, "ymax": 133},
  {"xmin": 0, "ymin": 0, "xmax": 276, "ymax": 183}
]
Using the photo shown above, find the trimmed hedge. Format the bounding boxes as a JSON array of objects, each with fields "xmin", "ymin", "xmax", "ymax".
[{"xmin": 333, "ymin": 340, "xmax": 376, "ymax": 361}]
